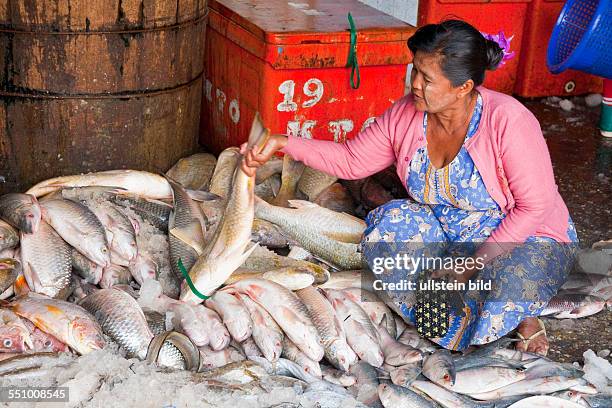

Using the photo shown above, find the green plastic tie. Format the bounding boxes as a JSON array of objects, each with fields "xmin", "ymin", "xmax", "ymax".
[
  {"xmin": 346, "ymin": 13, "xmax": 361, "ymax": 89},
  {"xmin": 178, "ymin": 258, "xmax": 210, "ymax": 300}
]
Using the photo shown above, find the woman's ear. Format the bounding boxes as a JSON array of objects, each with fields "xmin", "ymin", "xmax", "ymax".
[{"xmin": 458, "ymin": 79, "xmax": 475, "ymax": 99}]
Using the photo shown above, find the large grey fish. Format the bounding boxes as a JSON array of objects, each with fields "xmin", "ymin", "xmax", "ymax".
[
  {"xmin": 271, "ymin": 154, "xmax": 305, "ymax": 207},
  {"xmin": 26, "ymin": 170, "xmax": 173, "ymax": 200},
  {"xmin": 40, "ymin": 199, "xmax": 110, "ymax": 267},
  {"xmin": 423, "ymin": 349, "xmax": 457, "ymax": 386},
  {"xmin": 255, "ymin": 198, "xmax": 364, "ymax": 270},
  {"xmin": 20, "ymin": 220, "xmax": 72, "ymax": 298},
  {"xmin": 0, "ymin": 258, "xmax": 20, "ymax": 293},
  {"xmin": 297, "ymin": 167, "xmax": 337, "ymax": 201},
  {"xmin": 224, "ymin": 266, "xmax": 315, "ymax": 291},
  {"xmin": 225, "ymin": 278, "xmax": 324, "ymax": 362},
  {"xmin": 378, "ymin": 383, "xmax": 438, "ymax": 408},
  {"xmin": 296, "ymin": 286, "xmax": 357, "ymax": 372},
  {"xmin": 166, "ymin": 152, "xmax": 217, "ymax": 191},
  {"xmin": 0, "ymin": 193, "xmax": 42, "ymax": 234},
  {"xmin": 168, "ymin": 178, "xmax": 207, "ymax": 279},
  {"xmin": 439, "ymin": 366, "xmax": 526, "ymax": 395},
  {"xmin": 323, "ymin": 289, "xmax": 384, "ymax": 367},
  {"xmin": 0, "ymin": 220, "xmax": 18, "ymax": 252},
  {"xmin": 11, "ymin": 292, "xmax": 105, "ymax": 355},
  {"xmin": 505, "ymin": 395, "xmax": 586, "ymax": 408},
  {"xmin": 180, "ymin": 115, "xmax": 268, "ymax": 303},
  {"xmin": 79, "ymin": 288, "xmax": 191, "ymax": 370},
  {"xmin": 208, "ymin": 147, "xmax": 241, "ymax": 199}
]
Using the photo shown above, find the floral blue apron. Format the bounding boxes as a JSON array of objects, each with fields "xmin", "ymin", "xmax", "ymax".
[{"xmin": 361, "ymin": 93, "xmax": 578, "ymax": 350}]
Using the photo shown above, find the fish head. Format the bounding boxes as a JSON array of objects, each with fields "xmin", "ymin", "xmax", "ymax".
[
  {"xmin": 19, "ymin": 197, "xmax": 42, "ymax": 234},
  {"xmin": 377, "ymin": 383, "xmax": 394, "ymax": 404},
  {"xmin": 0, "ymin": 326, "xmax": 29, "ymax": 352},
  {"xmin": 69, "ymin": 317, "xmax": 105, "ymax": 354},
  {"xmin": 88, "ymin": 242, "xmax": 111, "ymax": 269}
]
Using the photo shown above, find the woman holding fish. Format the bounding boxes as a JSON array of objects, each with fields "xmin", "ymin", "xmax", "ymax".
[{"xmin": 242, "ymin": 20, "xmax": 578, "ymax": 356}]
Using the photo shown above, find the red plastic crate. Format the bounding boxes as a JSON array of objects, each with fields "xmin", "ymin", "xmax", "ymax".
[
  {"xmin": 515, "ymin": 0, "xmax": 603, "ymax": 97},
  {"xmin": 200, "ymin": 0, "xmax": 416, "ymax": 153},
  {"xmin": 418, "ymin": 0, "xmax": 531, "ymax": 94}
]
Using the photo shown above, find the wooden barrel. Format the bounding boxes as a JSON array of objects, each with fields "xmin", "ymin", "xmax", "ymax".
[{"xmin": 0, "ymin": 0, "xmax": 208, "ymax": 193}]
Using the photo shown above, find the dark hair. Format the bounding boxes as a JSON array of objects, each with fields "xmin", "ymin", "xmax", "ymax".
[{"xmin": 407, "ymin": 20, "xmax": 504, "ymax": 87}]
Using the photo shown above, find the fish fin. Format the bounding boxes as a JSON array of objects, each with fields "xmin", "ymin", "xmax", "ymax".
[
  {"xmin": 14, "ymin": 274, "xmax": 31, "ymax": 296},
  {"xmin": 169, "ymin": 225, "xmax": 205, "ymax": 255},
  {"xmin": 186, "ymin": 190, "xmax": 222, "ymax": 202},
  {"xmin": 21, "ymin": 262, "xmax": 38, "ymax": 293},
  {"xmin": 287, "ymin": 200, "xmax": 317, "ymax": 209},
  {"xmin": 247, "ymin": 113, "xmax": 271, "ymax": 153},
  {"xmin": 237, "ymin": 243, "xmax": 260, "ymax": 268}
]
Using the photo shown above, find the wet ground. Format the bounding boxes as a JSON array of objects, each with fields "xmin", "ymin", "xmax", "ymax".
[{"xmin": 522, "ymin": 95, "xmax": 611, "ymax": 363}]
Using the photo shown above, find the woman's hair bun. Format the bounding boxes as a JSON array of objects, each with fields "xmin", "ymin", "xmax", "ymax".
[{"xmin": 485, "ymin": 39, "xmax": 504, "ymax": 71}]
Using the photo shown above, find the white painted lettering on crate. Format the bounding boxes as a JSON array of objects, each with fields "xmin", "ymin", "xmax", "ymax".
[
  {"xmin": 302, "ymin": 78, "xmax": 324, "ymax": 108},
  {"xmin": 329, "ymin": 119, "xmax": 354, "ymax": 143},
  {"xmin": 216, "ymin": 89, "xmax": 226, "ymax": 113},
  {"xmin": 287, "ymin": 120, "xmax": 317, "ymax": 139},
  {"xmin": 229, "ymin": 99, "xmax": 240, "ymax": 124},
  {"xmin": 277, "ymin": 80, "xmax": 298, "ymax": 112}
]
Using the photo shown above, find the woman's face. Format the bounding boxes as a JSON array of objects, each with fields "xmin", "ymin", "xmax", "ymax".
[{"xmin": 410, "ymin": 52, "xmax": 465, "ymax": 113}]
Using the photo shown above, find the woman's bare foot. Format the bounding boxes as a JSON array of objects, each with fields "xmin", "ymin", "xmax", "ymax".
[{"xmin": 515, "ymin": 317, "xmax": 549, "ymax": 356}]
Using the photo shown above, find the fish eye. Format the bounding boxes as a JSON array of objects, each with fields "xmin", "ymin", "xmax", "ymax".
[
  {"xmin": 44, "ymin": 340, "xmax": 52, "ymax": 347},
  {"xmin": 3, "ymin": 339, "xmax": 12, "ymax": 347}
]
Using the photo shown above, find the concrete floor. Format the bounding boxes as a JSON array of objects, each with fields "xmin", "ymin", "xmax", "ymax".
[{"xmin": 522, "ymin": 95, "xmax": 611, "ymax": 363}]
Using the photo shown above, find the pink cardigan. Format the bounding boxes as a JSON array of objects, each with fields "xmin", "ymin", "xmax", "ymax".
[{"xmin": 282, "ymin": 87, "xmax": 572, "ymax": 259}]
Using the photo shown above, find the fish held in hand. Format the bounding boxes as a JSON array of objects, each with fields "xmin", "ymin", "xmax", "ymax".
[{"xmin": 180, "ymin": 114, "xmax": 269, "ymax": 303}]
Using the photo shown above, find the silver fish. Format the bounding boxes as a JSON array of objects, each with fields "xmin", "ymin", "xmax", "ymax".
[
  {"xmin": 209, "ymin": 147, "xmax": 241, "ymax": 199},
  {"xmin": 422, "ymin": 349, "xmax": 456, "ymax": 386},
  {"xmin": 41, "ymin": 199, "xmax": 110, "ymax": 267},
  {"xmin": 0, "ymin": 193, "xmax": 42, "ymax": 234},
  {"xmin": 296, "ymin": 285, "xmax": 356, "ymax": 372},
  {"xmin": 168, "ymin": 178, "xmax": 207, "ymax": 279},
  {"xmin": 166, "ymin": 153, "xmax": 217, "ymax": 191},
  {"xmin": 282, "ymin": 336, "xmax": 322, "ymax": 378},
  {"xmin": 20, "ymin": 220, "xmax": 72, "ymax": 298},
  {"xmin": 378, "ymin": 383, "xmax": 437, "ymax": 408},
  {"xmin": 297, "ymin": 167, "xmax": 337, "ymax": 201},
  {"xmin": 236, "ymin": 292, "xmax": 283, "ymax": 362},
  {"xmin": 542, "ymin": 293, "xmax": 606, "ymax": 318}
]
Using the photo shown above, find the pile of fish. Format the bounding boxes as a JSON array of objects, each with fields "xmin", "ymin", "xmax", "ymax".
[{"xmin": 0, "ymin": 114, "xmax": 610, "ymax": 406}]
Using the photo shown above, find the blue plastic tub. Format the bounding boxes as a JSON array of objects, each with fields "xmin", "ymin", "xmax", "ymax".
[{"xmin": 547, "ymin": 0, "xmax": 612, "ymax": 78}]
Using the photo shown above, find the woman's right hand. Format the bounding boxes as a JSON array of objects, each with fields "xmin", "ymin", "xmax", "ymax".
[{"xmin": 240, "ymin": 134, "xmax": 288, "ymax": 178}]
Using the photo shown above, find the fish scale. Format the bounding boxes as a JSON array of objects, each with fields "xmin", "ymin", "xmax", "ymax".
[
  {"xmin": 79, "ymin": 288, "xmax": 185, "ymax": 370},
  {"xmin": 20, "ymin": 220, "xmax": 72, "ymax": 298}
]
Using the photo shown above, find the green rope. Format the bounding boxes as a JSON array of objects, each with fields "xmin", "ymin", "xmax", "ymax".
[
  {"xmin": 178, "ymin": 258, "xmax": 210, "ymax": 300},
  {"xmin": 346, "ymin": 13, "xmax": 360, "ymax": 89}
]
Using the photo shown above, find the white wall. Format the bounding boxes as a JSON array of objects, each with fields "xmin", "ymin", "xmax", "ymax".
[
  {"xmin": 358, "ymin": 0, "xmax": 419, "ymax": 93},
  {"xmin": 357, "ymin": 0, "xmax": 418, "ymax": 26}
]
